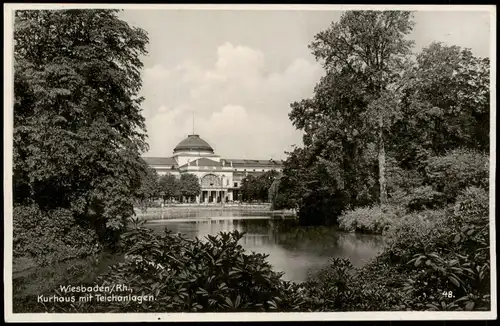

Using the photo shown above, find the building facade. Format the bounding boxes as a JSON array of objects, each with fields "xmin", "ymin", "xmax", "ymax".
[{"xmin": 143, "ymin": 134, "xmax": 283, "ymax": 203}]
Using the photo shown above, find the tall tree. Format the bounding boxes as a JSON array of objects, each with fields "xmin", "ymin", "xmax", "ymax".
[
  {"xmin": 136, "ymin": 163, "xmax": 160, "ymax": 207},
  {"xmin": 159, "ymin": 174, "xmax": 180, "ymax": 203},
  {"xmin": 14, "ymin": 10, "xmax": 149, "ymax": 245},
  {"xmin": 240, "ymin": 175, "xmax": 258, "ymax": 202},
  {"xmin": 390, "ymin": 42, "xmax": 490, "ymax": 169},
  {"xmin": 308, "ymin": 11, "xmax": 415, "ymax": 205},
  {"xmin": 179, "ymin": 173, "xmax": 201, "ymax": 202},
  {"xmin": 240, "ymin": 170, "xmax": 280, "ymax": 202}
]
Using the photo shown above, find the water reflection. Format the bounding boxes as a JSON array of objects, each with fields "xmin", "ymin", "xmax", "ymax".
[
  {"xmin": 145, "ymin": 214, "xmax": 386, "ymax": 282},
  {"xmin": 140, "ymin": 208, "xmax": 292, "ymax": 221}
]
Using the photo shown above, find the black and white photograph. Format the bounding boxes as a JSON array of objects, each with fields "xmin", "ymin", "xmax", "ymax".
[{"xmin": 4, "ymin": 4, "xmax": 496, "ymax": 322}]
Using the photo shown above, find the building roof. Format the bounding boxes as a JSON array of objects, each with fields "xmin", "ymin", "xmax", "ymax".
[
  {"xmin": 143, "ymin": 157, "xmax": 178, "ymax": 167},
  {"xmin": 222, "ymin": 158, "xmax": 284, "ymax": 167},
  {"xmin": 173, "ymin": 134, "xmax": 214, "ymax": 153},
  {"xmin": 179, "ymin": 157, "xmax": 222, "ymax": 168}
]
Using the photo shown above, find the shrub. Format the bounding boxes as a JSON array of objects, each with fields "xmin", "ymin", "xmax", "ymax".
[
  {"xmin": 386, "ymin": 157, "xmax": 425, "ymax": 194},
  {"xmin": 378, "ymin": 186, "xmax": 490, "ymax": 311},
  {"xmin": 16, "ymin": 186, "xmax": 490, "ymax": 313},
  {"xmin": 327, "ymin": 186, "xmax": 490, "ymax": 312},
  {"xmin": 45, "ymin": 223, "xmax": 304, "ymax": 313},
  {"xmin": 406, "ymin": 186, "xmax": 446, "ymax": 211},
  {"xmin": 424, "ymin": 148, "xmax": 489, "ymax": 202},
  {"xmin": 13, "ymin": 204, "xmax": 100, "ymax": 266},
  {"xmin": 453, "ymin": 186, "xmax": 489, "ymax": 223},
  {"xmin": 13, "ymin": 251, "xmax": 123, "ymax": 313},
  {"xmin": 380, "ymin": 209, "xmax": 448, "ymax": 265},
  {"xmin": 300, "ymin": 258, "xmax": 410, "ymax": 311},
  {"xmin": 338, "ymin": 205, "xmax": 405, "ymax": 234},
  {"xmin": 269, "ymin": 178, "xmax": 287, "ymax": 210}
]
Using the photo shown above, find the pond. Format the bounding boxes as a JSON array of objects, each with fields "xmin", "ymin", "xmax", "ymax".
[{"xmin": 144, "ymin": 209, "xmax": 386, "ymax": 282}]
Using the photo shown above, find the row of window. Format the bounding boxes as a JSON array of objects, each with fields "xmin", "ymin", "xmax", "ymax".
[
  {"xmin": 199, "ymin": 167, "xmax": 272, "ymax": 172},
  {"xmin": 234, "ymin": 168, "xmax": 280, "ymax": 172}
]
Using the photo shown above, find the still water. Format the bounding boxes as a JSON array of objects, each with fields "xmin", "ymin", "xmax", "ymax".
[{"xmin": 144, "ymin": 210, "xmax": 386, "ymax": 282}]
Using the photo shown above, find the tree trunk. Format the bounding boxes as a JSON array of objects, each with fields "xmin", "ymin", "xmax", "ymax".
[{"xmin": 378, "ymin": 114, "xmax": 388, "ymax": 206}]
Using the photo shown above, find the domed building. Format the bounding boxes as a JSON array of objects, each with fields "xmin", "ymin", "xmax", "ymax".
[{"xmin": 143, "ymin": 134, "xmax": 283, "ymax": 203}]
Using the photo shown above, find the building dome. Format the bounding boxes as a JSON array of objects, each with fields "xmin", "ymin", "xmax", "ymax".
[{"xmin": 173, "ymin": 134, "xmax": 214, "ymax": 154}]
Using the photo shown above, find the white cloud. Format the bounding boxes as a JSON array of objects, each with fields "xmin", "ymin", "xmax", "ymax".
[{"xmin": 142, "ymin": 42, "xmax": 323, "ymax": 159}]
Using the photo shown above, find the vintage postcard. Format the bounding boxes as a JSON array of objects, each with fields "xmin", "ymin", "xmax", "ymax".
[{"xmin": 4, "ymin": 3, "xmax": 496, "ymax": 322}]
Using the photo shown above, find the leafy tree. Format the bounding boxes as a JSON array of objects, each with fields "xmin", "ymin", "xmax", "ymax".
[
  {"xmin": 277, "ymin": 145, "xmax": 352, "ymax": 225},
  {"xmin": 308, "ymin": 10, "xmax": 415, "ymax": 205},
  {"xmin": 159, "ymin": 174, "xmax": 181, "ymax": 203},
  {"xmin": 241, "ymin": 171, "xmax": 280, "ymax": 202},
  {"xmin": 390, "ymin": 42, "xmax": 490, "ymax": 169},
  {"xmin": 281, "ymin": 11, "xmax": 416, "ymax": 224},
  {"xmin": 179, "ymin": 173, "xmax": 201, "ymax": 202},
  {"xmin": 136, "ymin": 163, "xmax": 160, "ymax": 207},
  {"xmin": 13, "ymin": 9, "xmax": 149, "ymax": 247},
  {"xmin": 240, "ymin": 175, "xmax": 258, "ymax": 202},
  {"xmin": 268, "ymin": 178, "xmax": 281, "ymax": 209},
  {"xmin": 255, "ymin": 170, "xmax": 280, "ymax": 202}
]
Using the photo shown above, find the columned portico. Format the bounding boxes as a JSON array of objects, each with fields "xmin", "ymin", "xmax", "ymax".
[{"xmin": 200, "ymin": 189, "xmax": 227, "ymax": 203}]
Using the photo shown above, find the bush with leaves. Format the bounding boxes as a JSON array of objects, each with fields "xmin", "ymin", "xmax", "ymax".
[
  {"xmin": 299, "ymin": 258, "xmax": 410, "ymax": 311},
  {"xmin": 405, "ymin": 186, "xmax": 446, "ymax": 211},
  {"xmin": 379, "ymin": 186, "xmax": 490, "ymax": 311},
  {"xmin": 424, "ymin": 149, "xmax": 489, "ymax": 203},
  {"xmin": 45, "ymin": 222, "xmax": 304, "ymax": 313},
  {"xmin": 13, "ymin": 251, "xmax": 123, "ymax": 313},
  {"xmin": 308, "ymin": 186, "xmax": 490, "ymax": 312},
  {"xmin": 269, "ymin": 178, "xmax": 290, "ymax": 210},
  {"xmin": 13, "ymin": 204, "xmax": 100, "ymax": 266},
  {"xmin": 338, "ymin": 205, "xmax": 405, "ymax": 234}
]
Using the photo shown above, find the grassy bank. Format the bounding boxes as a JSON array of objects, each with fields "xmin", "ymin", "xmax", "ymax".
[{"xmin": 13, "ymin": 251, "xmax": 124, "ymax": 313}]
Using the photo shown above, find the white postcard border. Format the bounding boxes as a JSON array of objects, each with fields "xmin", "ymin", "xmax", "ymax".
[{"xmin": 3, "ymin": 3, "xmax": 497, "ymax": 322}]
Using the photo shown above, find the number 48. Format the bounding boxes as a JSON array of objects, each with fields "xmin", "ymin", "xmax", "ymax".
[{"xmin": 442, "ymin": 291, "xmax": 453, "ymax": 298}]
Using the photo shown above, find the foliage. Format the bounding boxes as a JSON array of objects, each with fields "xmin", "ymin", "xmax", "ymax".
[
  {"xmin": 240, "ymin": 175, "xmax": 258, "ymax": 202},
  {"xmin": 299, "ymin": 258, "xmax": 409, "ymax": 311},
  {"xmin": 13, "ymin": 250, "xmax": 123, "ymax": 313},
  {"xmin": 281, "ymin": 11, "xmax": 417, "ymax": 224},
  {"xmin": 280, "ymin": 11, "xmax": 489, "ymax": 226},
  {"xmin": 12, "ymin": 9, "xmax": 491, "ymax": 314},
  {"xmin": 385, "ymin": 155, "xmax": 425, "ymax": 206},
  {"xmin": 303, "ymin": 187, "xmax": 490, "ymax": 312},
  {"xmin": 405, "ymin": 186, "xmax": 446, "ymax": 212},
  {"xmin": 309, "ymin": 11, "xmax": 415, "ymax": 206},
  {"xmin": 135, "ymin": 162, "xmax": 160, "ymax": 204},
  {"xmin": 381, "ymin": 209, "xmax": 449, "ymax": 265},
  {"xmin": 268, "ymin": 177, "xmax": 290, "ymax": 210},
  {"xmin": 179, "ymin": 173, "xmax": 201, "ymax": 201},
  {"xmin": 424, "ymin": 148, "xmax": 489, "ymax": 202},
  {"xmin": 16, "ymin": 187, "xmax": 490, "ymax": 313},
  {"xmin": 43, "ymin": 225, "xmax": 304, "ymax": 313},
  {"xmin": 338, "ymin": 205, "xmax": 405, "ymax": 234},
  {"xmin": 13, "ymin": 10, "xmax": 149, "ymax": 249},
  {"xmin": 277, "ymin": 145, "xmax": 358, "ymax": 225},
  {"xmin": 378, "ymin": 187, "xmax": 490, "ymax": 311},
  {"xmin": 13, "ymin": 204, "xmax": 100, "ymax": 265},
  {"xmin": 390, "ymin": 43, "xmax": 490, "ymax": 168},
  {"xmin": 158, "ymin": 173, "xmax": 181, "ymax": 203},
  {"xmin": 385, "ymin": 148, "xmax": 488, "ymax": 212},
  {"xmin": 241, "ymin": 170, "xmax": 280, "ymax": 202}
]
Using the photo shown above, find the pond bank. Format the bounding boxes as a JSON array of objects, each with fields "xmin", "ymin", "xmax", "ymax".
[{"xmin": 134, "ymin": 205, "xmax": 296, "ymax": 220}]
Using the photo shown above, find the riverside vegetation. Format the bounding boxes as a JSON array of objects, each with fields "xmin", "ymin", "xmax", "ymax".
[
  {"xmin": 13, "ymin": 10, "xmax": 491, "ymax": 312},
  {"xmin": 14, "ymin": 186, "xmax": 489, "ymax": 312}
]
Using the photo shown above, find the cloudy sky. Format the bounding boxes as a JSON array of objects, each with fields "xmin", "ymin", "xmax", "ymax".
[{"xmin": 119, "ymin": 9, "xmax": 491, "ymax": 160}]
